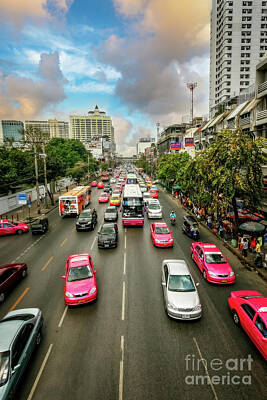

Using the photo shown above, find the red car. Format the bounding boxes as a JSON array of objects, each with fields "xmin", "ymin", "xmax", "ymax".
[
  {"xmin": 0, "ymin": 220, "xmax": 29, "ymax": 236},
  {"xmin": 0, "ymin": 263, "xmax": 27, "ymax": 302},
  {"xmin": 150, "ymin": 222, "xmax": 174, "ymax": 247},
  {"xmin": 91, "ymin": 181, "xmax": 98, "ymax": 187},
  {"xmin": 98, "ymin": 192, "xmax": 109, "ymax": 203},
  {"xmin": 61, "ymin": 254, "xmax": 98, "ymax": 306},
  {"xmin": 228, "ymin": 290, "xmax": 267, "ymax": 360},
  {"xmin": 97, "ymin": 182, "xmax": 104, "ymax": 189},
  {"xmin": 191, "ymin": 242, "xmax": 235, "ymax": 284},
  {"xmin": 115, "ymin": 185, "xmax": 122, "ymax": 193},
  {"xmin": 149, "ymin": 189, "xmax": 158, "ymax": 199}
]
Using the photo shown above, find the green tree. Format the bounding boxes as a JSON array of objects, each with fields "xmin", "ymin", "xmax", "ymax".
[
  {"xmin": 157, "ymin": 153, "xmax": 190, "ymax": 188},
  {"xmin": 67, "ymin": 162, "xmax": 87, "ymax": 184}
]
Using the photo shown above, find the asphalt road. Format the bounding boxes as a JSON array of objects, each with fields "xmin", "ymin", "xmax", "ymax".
[{"xmin": 0, "ymin": 184, "xmax": 266, "ymax": 400}]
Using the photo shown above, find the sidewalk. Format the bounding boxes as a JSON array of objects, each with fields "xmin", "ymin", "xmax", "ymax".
[
  {"xmin": 161, "ymin": 187, "xmax": 267, "ymax": 282},
  {"xmin": 1, "ymin": 185, "xmax": 76, "ymax": 223}
]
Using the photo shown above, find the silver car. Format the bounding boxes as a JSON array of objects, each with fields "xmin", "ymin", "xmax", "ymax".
[
  {"xmin": 147, "ymin": 200, "xmax": 162, "ymax": 219},
  {"xmin": 161, "ymin": 260, "xmax": 202, "ymax": 320}
]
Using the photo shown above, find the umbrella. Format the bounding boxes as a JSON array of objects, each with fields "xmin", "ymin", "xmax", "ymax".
[{"xmin": 239, "ymin": 222, "xmax": 265, "ymax": 234}]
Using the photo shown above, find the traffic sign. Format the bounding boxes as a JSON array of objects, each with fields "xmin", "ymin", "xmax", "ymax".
[{"xmin": 18, "ymin": 193, "xmax": 27, "ymax": 205}]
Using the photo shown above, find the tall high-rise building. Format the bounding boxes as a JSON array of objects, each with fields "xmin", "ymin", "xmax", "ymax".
[
  {"xmin": 209, "ymin": 0, "xmax": 267, "ymax": 116},
  {"xmin": 0, "ymin": 120, "xmax": 24, "ymax": 145},
  {"xmin": 69, "ymin": 105, "xmax": 113, "ymax": 143},
  {"xmin": 24, "ymin": 120, "xmax": 69, "ymax": 139}
]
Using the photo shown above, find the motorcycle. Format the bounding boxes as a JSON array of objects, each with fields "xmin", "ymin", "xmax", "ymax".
[{"xmin": 170, "ymin": 216, "xmax": 176, "ymax": 226}]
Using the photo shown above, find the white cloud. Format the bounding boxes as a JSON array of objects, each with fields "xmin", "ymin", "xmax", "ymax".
[{"xmin": 67, "ymin": 81, "xmax": 115, "ymax": 94}]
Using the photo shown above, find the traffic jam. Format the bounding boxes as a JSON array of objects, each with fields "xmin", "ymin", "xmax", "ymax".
[{"xmin": 0, "ymin": 166, "xmax": 266, "ymax": 400}]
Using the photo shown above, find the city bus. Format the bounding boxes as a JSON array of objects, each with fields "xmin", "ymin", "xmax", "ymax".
[
  {"xmin": 126, "ymin": 173, "xmax": 138, "ymax": 184},
  {"xmin": 59, "ymin": 186, "xmax": 91, "ymax": 217},
  {"xmin": 122, "ymin": 184, "xmax": 144, "ymax": 226}
]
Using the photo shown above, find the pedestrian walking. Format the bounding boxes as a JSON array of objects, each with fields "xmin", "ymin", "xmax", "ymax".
[
  {"xmin": 219, "ymin": 223, "xmax": 224, "ymax": 239},
  {"xmin": 207, "ymin": 215, "xmax": 212, "ymax": 229},
  {"xmin": 250, "ymin": 237, "xmax": 256, "ymax": 253},
  {"xmin": 255, "ymin": 240, "xmax": 263, "ymax": 268}
]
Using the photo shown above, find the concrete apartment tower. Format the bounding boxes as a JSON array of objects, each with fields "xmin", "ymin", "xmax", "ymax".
[{"xmin": 209, "ymin": 0, "xmax": 267, "ymax": 116}]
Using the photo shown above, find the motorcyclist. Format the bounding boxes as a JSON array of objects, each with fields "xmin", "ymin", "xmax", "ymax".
[{"xmin": 170, "ymin": 211, "xmax": 176, "ymax": 220}]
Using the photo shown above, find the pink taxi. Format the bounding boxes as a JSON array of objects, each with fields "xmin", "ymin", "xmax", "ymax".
[
  {"xmin": 0, "ymin": 220, "xmax": 29, "ymax": 236},
  {"xmin": 190, "ymin": 242, "xmax": 235, "ymax": 284},
  {"xmin": 228, "ymin": 290, "xmax": 267, "ymax": 360},
  {"xmin": 62, "ymin": 254, "xmax": 98, "ymax": 306},
  {"xmin": 91, "ymin": 181, "xmax": 98, "ymax": 187},
  {"xmin": 150, "ymin": 222, "xmax": 173, "ymax": 247},
  {"xmin": 98, "ymin": 192, "xmax": 109, "ymax": 203}
]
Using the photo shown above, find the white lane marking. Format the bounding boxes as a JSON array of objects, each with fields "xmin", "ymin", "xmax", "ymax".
[
  {"xmin": 119, "ymin": 335, "xmax": 124, "ymax": 400},
  {"xmin": 91, "ymin": 236, "xmax": 97, "ymax": 250},
  {"xmin": 193, "ymin": 337, "xmax": 219, "ymax": 400},
  {"xmin": 27, "ymin": 344, "xmax": 54, "ymax": 400},
  {"xmin": 58, "ymin": 306, "xmax": 68, "ymax": 328},
  {"xmin": 121, "ymin": 281, "xmax": 126, "ymax": 321},
  {"xmin": 124, "ymin": 235, "xmax": 126, "ymax": 250},
  {"xmin": 123, "ymin": 252, "xmax": 126, "ymax": 275}
]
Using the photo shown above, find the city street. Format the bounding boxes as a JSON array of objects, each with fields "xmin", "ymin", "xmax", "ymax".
[{"xmin": 0, "ymin": 186, "xmax": 266, "ymax": 400}]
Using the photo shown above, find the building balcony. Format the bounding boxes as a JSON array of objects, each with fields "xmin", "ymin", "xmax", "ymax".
[
  {"xmin": 257, "ymin": 80, "xmax": 267, "ymax": 98},
  {"xmin": 240, "ymin": 117, "xmax": 251, "ymax": 126},
  {"xmin": 256, "ymin": 110, "xmax": 267, "ymax": 126}
]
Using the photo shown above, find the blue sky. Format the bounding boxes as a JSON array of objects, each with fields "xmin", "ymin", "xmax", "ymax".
[{"xmin": 0, "ymin": 0, "xmax": 210, "ymax": 155}]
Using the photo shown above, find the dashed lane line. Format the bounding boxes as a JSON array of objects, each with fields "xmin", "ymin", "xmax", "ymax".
[
  {"xmin": 119, "ymin": 335, "xmax": 124, "ymax": 400},
  {"xmin": 58, "ymin": 306, "xmax": 68, "ymax": 328},
  {"xmin": 41, "ymin": 256, "xmax": 54, "ymax": 272},
  {"xmin": 9, "ymin": 287, "xmax": 30, "ymax": 312},
  {"xmin": 121, "ymin": 281, "xmax": 126, "ymax": 321},
  {"xmin": 60, "ymin": 238, "xmax": 68, "ymax": 247},
  {"xmin": 123, "ymin": 252, "xmax": 126, "ymax": 275}
]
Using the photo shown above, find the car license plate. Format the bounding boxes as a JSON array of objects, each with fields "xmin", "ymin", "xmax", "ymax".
[
  {"xmin": 182, "ymin": 314, "xmax": 190, "ymax": 319},
  {"xmin": 221, "ymin": 279, "xmax": 227, "ymax": 282},
  {"xmin": 78, "ymin": 299, "xmax": 84, "ymax": 303},
  {"xmin": 104, "ymin": 244, "xmax": 109, "ymax": 247}
]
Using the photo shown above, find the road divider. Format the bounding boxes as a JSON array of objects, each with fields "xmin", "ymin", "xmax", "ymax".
[
  {"xmin": 9, "ymin": 287, "xmax": 30, "ymax": 312},
  {"xmin": 41, "ymin": 256, "xmax": 54, "ymax": 272},
  {"xmin": 27, "ymin": 344, "xmax": 54, "ymax": 400}
]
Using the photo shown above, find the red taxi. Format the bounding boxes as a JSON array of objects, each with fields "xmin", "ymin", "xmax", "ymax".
[
  {"xmin": 61, "ymin": 254, "xmax": 98, "ymax": 306},
  {"xmin": 0, "ymin": 220, "xmax": 29, "ymax": 236},
  {"xmin": 191, "ymin": 242, "xmax": 235, "ymax": 284},
  {"xmin": 228, "ymin": 290, "xmax": 267, "ymax": 360},
  {"xmin": 98, "ymin": 192, "xmax": 109, "ymax": 203},
  {"xmin": 150, "ymin": 222, "xmax": 173, "ymax": 247},
  {"xmin": 91, "ymin": 181, "xmax": 98, "ymax": 187}
]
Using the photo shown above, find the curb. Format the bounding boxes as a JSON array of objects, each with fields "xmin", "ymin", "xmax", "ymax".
[{"xmin": 160, "ymin": 187, "xmax": 267, "ymax": 283}]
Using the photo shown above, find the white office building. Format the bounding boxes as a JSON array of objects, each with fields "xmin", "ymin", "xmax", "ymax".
[
  {"xmin": 210, "ymin": 0, "xmax": 267, "ymax": 116},
  {"xmin": 24, "ymin": 120, "xmax": 69, "ymax": 139}
]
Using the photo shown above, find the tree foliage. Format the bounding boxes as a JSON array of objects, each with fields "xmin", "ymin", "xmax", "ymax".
[{"xmin": 157, "ymin": 153, "xmax": 190, "ymax": 187}]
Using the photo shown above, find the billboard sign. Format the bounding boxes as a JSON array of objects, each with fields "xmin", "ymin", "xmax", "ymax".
[
  {"xmin": 170, "ymin": 142, "xmax": 181, "ymax": 151},
  {"xmin": 185, "ymin": 138, "xmax": 194, "ymax": 147}
]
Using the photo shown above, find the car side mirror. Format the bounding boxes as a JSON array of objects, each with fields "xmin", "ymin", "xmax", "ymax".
[
  {"xmin": 61, "ymin": 275, "xmax": 66, "ymax": 279},
  {"xmin": 94, "ymin": 269, "xmax": 98, "ymax": 274},
  {"xmin": 226, "ymin": 257, "xmax": 229, "ymax": 261},
  {"xmin": 161, "ymin": 282, "xmax": 166, "ymax": 286},
  {"xmin": 170, "ymin": 230, "xmax": 173, "ymax": 233},
  {"xmin": 12, "ymin": 364, "xmax": 21, "ymax": 375},
  {"xmin": 196, "ymin": 282, "xmax": 200, "ymax": 286}
]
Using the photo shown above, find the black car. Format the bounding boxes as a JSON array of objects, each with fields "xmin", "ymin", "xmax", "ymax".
[
  {"xmin": 98, "ymin": 223, "xmax": 118, "ymax": 248},
  {"xmin": 182, "ymin": 215, "xmax": 200, "ymax": 239},
  {"xmin": 103, "ymin": 186, "xmax": 112, "ymax": 194},
  {"xmin": 104, "ymin": 206, "xmax": 118, "ymax": 222},
  {"xmin": 31, "ymin": 216, "xmax": 49, "ymax": 234},
  {"xmin": 76, "ymin": 208, "xmax": 97, "ymax": 231}
]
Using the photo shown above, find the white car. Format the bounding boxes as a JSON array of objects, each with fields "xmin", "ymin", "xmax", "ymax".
[
  {"xmin": 161, "ymin": 259, "xmax": 202, "ymax": 320},
  {"xmin": 143, "ymin": 192, "xmax": 151, "ymax": 205},
  {"xmin": 110, "ymin": 178, "xmax": 116, "ymax": 184},
  {"xmin": 147, "ymin": 200, "xmax": 162, "ymax": 219},
  {"xmin": 140, "ymin": 184, "xmax": 147, "ymax": 193}
]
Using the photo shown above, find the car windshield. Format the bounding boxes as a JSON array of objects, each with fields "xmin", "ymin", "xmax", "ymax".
[
  {"xmin": 148, "ymin": 204, "xmax": 160, "ymax": 210},
  {"xmin": 205, "ymin": 253, "xmax": 226, "ymax": 264},
  {"xmin": 67, "ymin": 265, "xmax": 92, "ymax": 282},
  {"xmin": 0, "ymin": 351, "xmax": 10, "ymax": 387},
  {"xmin": 80, "ymin": 211, "xmax": 92, "ymax": 217},
  {"xmin": 155, "ymin": 227, "xmax": 169, "ymax": 234},
  {"xmin": 106, "ymin": 209, "xmax": 116, "ymax": 214},
  {"xmin": 168, "ymin": 275, "xmax": 195, "ymax": 292},
  {"xmin": 112, "ymin": 196, "xmax": 119, "ymax": 201},
  {"xmin": 101, "ymin": 226, "xmax": 115, "ymax": 235}
]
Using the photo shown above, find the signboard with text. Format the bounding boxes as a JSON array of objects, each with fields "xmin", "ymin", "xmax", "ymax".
[
  {"xmin": 185, "ymin": 138, "xmax": 194, "ymax": 147},
  {"xmin": 18, "ymin": 193, "xmax": 27, "ymax": 205},
  {"xmin": 170, "ymin": 142, "xmax": 181, "ymax": 151}
]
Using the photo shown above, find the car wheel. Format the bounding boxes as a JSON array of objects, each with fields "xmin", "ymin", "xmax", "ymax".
[
  {"xmin": 203, "ymin": 270, "xmax": 207, "ymax": 280},
  {"xmin": 0, "ymin": 293, "xmax": 5, "ymax": 302},
  {"xmin": 36, "ymin": 330, "xmax": 42, "ymax": 346},
  {"xmin": 76, "ymin": 229, "xmax": 80, "ymax": 232},
  {"xmin": 22, "ymin": 269, "xmax": 27, "ymax": 278},
  {"xmin": 232, "ymin": 310, "xmax": 240, "ymax": 326},
  {"xmin": 17, "ymin": 229, "xmax": 23, "ymax": 235}
]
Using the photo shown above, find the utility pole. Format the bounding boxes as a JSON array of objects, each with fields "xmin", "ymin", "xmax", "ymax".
[
  {"xmin": 186, "ymin": 82, "xmax": 197, "ymax": 126},
  {"xmin": 33, "ymin": 143, "xmax": 41, "ymax": 214},
  {"xmin": 41, "ymin": 142, "xmax": 49, "ymax": 208}
]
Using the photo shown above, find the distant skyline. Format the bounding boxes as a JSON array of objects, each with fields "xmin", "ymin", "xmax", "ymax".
[{"xmin": 0, "ymin": 0, "xmax": 210, "ymax": 155}]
